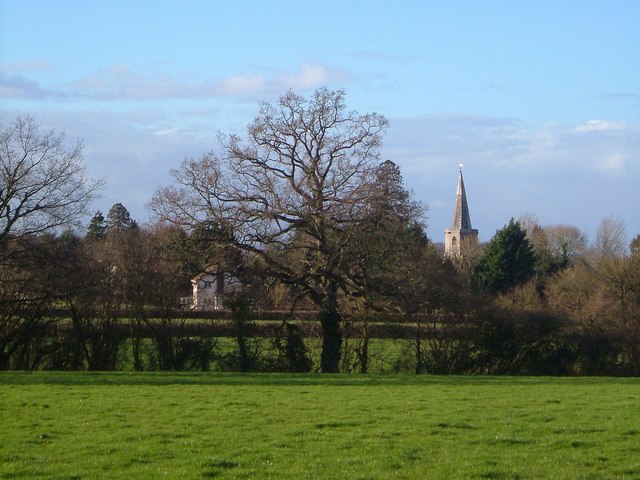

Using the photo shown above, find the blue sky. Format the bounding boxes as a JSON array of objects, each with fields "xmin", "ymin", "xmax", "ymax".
[{"xmin": 1, "ymin": 0, "xmax": 639, "ymax": 243}]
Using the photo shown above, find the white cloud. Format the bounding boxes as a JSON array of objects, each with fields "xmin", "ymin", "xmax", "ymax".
[
  {"xmin": 280, "ymin": 63, "xmax": 350, "ymax": 90},
  {"xmin": 2, "ymin": 104, "xmax": 637, "ymax": 240},
  {"xmin": 599, "ymin": 153, "xmax": 627, "ymax": 174},
  {"xmin": 105, "ymin": 64, "xmax": 132, "ymax": 76},
  {"xmin": 0, "ymin": 107, "xmax": 218, "ymax": 225},
  {"xmin": 217, "ymin": 75, "xmax": 269, "ymax": 96},
  {"xmin": 573, "ymin": 120, "xmax": 626, "ymax": 133},
  {"xmin": 1, "ymin": 63, "xmax": 354, "ymax": 102},
  {"xmin": 0, "ymin": 60, "xmax": 57, "ymax": 74},
  {"xmin": 383, "ymin": 115, "xmax": 640, "ymax": 239},
  {"xmin": 0, "ymin": 71, "xmax": 65, "ymax": 100}
]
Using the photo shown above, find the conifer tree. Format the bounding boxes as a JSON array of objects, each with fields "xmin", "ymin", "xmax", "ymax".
[
  {"xmin": 86, "ymin": 211, "xmax": 106, "ymax": 240},
  {"xmin": 106, "ymin": 203, "xmax": 137, "ymax": 235},
  {"xmin": 475, "ymin": 219, "xmax": 536, "ymax": 293}
]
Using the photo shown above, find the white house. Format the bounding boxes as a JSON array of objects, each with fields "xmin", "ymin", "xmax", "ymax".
[{"xmin": 189, "ymin": 272, "xmax": 242, "ymax": 310}]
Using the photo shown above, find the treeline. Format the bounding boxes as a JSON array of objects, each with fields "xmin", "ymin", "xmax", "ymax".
[
  {"xmin": 1, "ymin": 93, "xmax": 639, "ymax": 374},
  {"xmin": 1, "ymin": 212, "xmax": 638, "ymax": 375}
]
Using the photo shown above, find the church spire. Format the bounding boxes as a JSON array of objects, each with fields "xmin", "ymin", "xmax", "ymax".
[
  {"xmin": 444, "ymin": 165, "xmax": 478, "ymax": 257},
  {"xmin": 451, "ymin": 164, "xmax": 473, "ymax": 231}
]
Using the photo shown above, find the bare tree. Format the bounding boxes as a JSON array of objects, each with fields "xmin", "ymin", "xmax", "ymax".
[
  {"xmin": 0, "ymin": 116, "xmax": 102, "ymax": 253},
  {"xmin": 151, "ymin": 88, "xmax": 388, "ymax": 372},
  {"xmin": 518, "ymin": 214, "xmax": 588, "ymax": 265},
  {"xmin": 544, "ymin": 224, "xmax": 588, "ymax": 265},
  {"xmin": 518, "ymin": 212, "xmax": 540, "ymax": 239},
  {"xmin": 594, "ymin": 215, "xmax": 627, "ymax": 259},
  {"xmin": 0, "ymin": 116, "xmax": 103, "ymax": 369}
]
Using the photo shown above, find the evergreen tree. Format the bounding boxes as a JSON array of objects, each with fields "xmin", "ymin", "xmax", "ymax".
[
  {"xmin": 86, "ymin": 211, "xmax": 106, "ymax": 240},
  {"xmin": 106, "ymin": 203, "xmax": 137, "ymax": 235},
  {"xmin": 475, "ymin": 219, "xmax": 536, "ymax": 293},
  {"xmin": 344, "ymin": 160, "xmax": 454, "ymax": 314},
  {"xmin": 173, "ymin": 221, "xmax": 244, "ymax": 278},
  {"xmin": 367, "ymin": 160, "xmax": 422, "ymax": 225}
]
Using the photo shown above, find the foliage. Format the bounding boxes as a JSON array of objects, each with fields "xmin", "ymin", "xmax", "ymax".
[
  {"xmin": 86, "ymin": 211, "xmax": 106, "ymax": 240},
  {"xmin": 544, "ymin": 251, "xmax": 640, "ymax": 375},
  {"xmin": 171, "ymin": 221, "xmax": 244, "ymax": 279},
  {"xmin": 475, "ymin": 219, "xmax": 537, "ymax": 293},
  {"xmin": 106, "ymin": 202, "xmax": 138, "ymax": 235},
  {"xmin": 631, "ymin": 234, "xmax": 640, "ymax": 257},
  {"xmin": 345, "ymin": 160, "xmax": 431, "ymax": 311}
]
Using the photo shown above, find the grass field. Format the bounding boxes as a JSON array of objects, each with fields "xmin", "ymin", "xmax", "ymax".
[{"xmin": 1, "ymin": 373, "xmax": 639, "ymax": 479}]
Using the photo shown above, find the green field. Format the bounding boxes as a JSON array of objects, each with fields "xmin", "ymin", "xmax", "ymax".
[{"xmin": 1, "ymin": 373, "xmax": 639, "ymax": 479}]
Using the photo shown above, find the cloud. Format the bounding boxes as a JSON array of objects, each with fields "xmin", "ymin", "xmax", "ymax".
[
  {"xmin": 385, "ymin": 115, "xmax": 529, "ymax": 169},
  {"xmin": 0, "ymin": 60, "xmax": 58, "ymax": 74},
  {"xmin": 599, "ymin": 153, "xmax": 627, "ymax": 174},
  {"xmin": 0, "ymin": 71, "xmax": 65, "ymax": 100},
  {"xmin": 280, "ymin": 63, "xmax": 351, "ymax": 90},
  {"xmin": 383, "ymin": 115, "xmax": 640, "ymax": 239},
  {"xmin": 2, "ymin": 104, "xmax": 637, "ymax": 241},
  {"xmin": 599, "ymin": 92, "xmax": 639, "ymax": 100},
  {"xmin": 22, "ymin": 108, "xmax": 218, "ymax": 225},
  {"xmin": 217, "ymin": 75, "xmax": 269, "ymax": 96},
  {"xmin": 573, "ymin": 120, "xmax": 626, "ymax": 133},
  {"xmin": 1, "ymin": 63, "xmax": 353, "ymax": 102},
  {"xmin": 388, "ymin": 116, "xmax": 637, "ymax": 177},
  {"xmin": 62, "ymin": 66, "xmax": 220, "ymax": 101}
]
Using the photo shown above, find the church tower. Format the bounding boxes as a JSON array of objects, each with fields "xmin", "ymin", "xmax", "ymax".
[{"xmin": 444, "ymin": 165, "xmax": 478, "ymax": 257}]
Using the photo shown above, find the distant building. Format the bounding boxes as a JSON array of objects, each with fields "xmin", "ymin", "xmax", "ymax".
[
  {"xmin": 189, "ymin": 272, "xmax": 242, "ymax": 310},
  {"xmin": 444, "ymin": 165, "xmax": 479, "ymax": 257}
]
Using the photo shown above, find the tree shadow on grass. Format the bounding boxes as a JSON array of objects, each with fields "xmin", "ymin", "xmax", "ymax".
[{"xmin": 1, "ymin": 372, "xmax": 639, "ymax": 387}]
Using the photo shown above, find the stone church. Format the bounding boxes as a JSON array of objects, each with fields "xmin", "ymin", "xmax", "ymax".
[{"xmin": 444, "ymin": 166, "xmax": 479, "ymax": 256}]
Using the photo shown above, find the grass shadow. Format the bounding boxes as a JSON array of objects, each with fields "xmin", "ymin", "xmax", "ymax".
[{"xmin": 1, "ymin": 371, "xmax": 639, "ymax": 388}]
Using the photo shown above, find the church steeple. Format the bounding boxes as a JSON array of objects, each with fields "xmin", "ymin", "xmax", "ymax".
[
  {"xmin": 451, "ymin": 166, "xmax": 473, "ymax": 231},
  {"xmin": 445, "ymin": 165, "xmax": 478, "ymax": 257}
]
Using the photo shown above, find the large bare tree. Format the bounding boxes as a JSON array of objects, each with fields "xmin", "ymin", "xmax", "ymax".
[
  {"xmin": 594, "ymin": 215, "xmax": 627, "ymax": 259},
  {"xmin": 0, "ymin": 116, "xmax": 102, "ymax": 253},
  {"xmin": 544, "ymin": 224, "xmax": 588, "ymax": 266},
  {"xmin": 0, "ymin": 116, "xmax": 102, "ymax": 367},
  {"xmin": 151, "ymin": 88, "xmax": 388, "ymax": 372}
]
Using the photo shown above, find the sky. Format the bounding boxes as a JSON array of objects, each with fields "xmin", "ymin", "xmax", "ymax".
[{"xmin": 1, "ymin": 0, "xmax": 639, "ymax": 243}]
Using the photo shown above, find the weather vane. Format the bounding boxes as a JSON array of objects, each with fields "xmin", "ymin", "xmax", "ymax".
[{"xmin": 459, "ymin": 163, "xmax": 464, "ymax": 172}]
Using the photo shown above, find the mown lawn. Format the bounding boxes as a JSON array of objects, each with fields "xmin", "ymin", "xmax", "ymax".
[{"xmin": 1, "ymin": 373, "xmax": 639, "ymax": 479}]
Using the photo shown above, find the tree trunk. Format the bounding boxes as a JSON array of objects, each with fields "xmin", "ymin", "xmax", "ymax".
[
  {"xmin": 130, "ymin": 317, "xmax": 144, "ymax": 371},
  {"xmin": 131, "ymin": 335, "xmax": 143, "ymax": 371},
  {"xmin": 229, "ymin": 294, "xmax": 252, "ymax": 372},
  {"xmin": 319, "ymin": 290, "xmax": 342, "ymax": 373},
  {"xmin": 359, "ymin": 336, "xmax": 369, "ymax": 374},
  {"xmin": 237, "ymin": 333, "xmax": 250, "ymax": 372},
  {"xmin": 415, "ymin": 316, "xmax": 423, "ymax": 374},
  {"xmin": 415, "ymin": 338, "xmax": 423, "ymax": 374},
  {"xmin": 151, "ymin": 321, "xmax": 175, "ymax": 370},
  {"xmin": 69, "ymin": 308, "xmax": 87, "ymax": 370}
]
